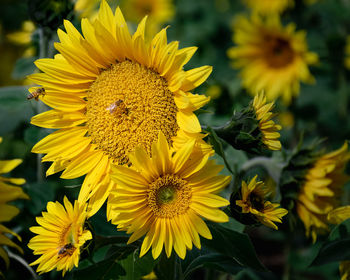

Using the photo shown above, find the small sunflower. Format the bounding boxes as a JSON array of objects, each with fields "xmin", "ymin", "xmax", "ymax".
[
  {"xmin": 0, "ymin": 137, "xmax": 28, "ymax": 270},
  {"xmin": 252, "ymin": 92, "xmax": 282, "ymax": 151},
  {"xmin": 30, "ymin": 0, "xmax": 212, "ymax": 217},
  {"xmin": 236, "ymin": 175, "xmax": 288, "ymax": 230},
  {"xmin": 242, "ymin": 0, "xmax": 294, "ymax": 15},
  {"xmin": 28, "ymin": 197, "xmax": 92, "ymax": 275},
  {"xmin": 121, "ymin": 0, "xmax": 175, "ymax": 35},
  {"xmin": 296, "ymin": 142, "xmax": 350, "ymax": 242},
  {"xmin": 108, "ymin": 132, "xmax": 231, "ymax": 259},
  {"xmin": 228, "ymin": 15, "xmax": 318, "ymax": 104}
]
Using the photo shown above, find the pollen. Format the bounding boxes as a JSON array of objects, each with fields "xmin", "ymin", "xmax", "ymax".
[
  {"xmin": 86, "ymin": 60, "xmax": 179, "ymax": 165},
  {"xmin": 147, "ymin": 174, "xmax": 191, "ymax": 218}
]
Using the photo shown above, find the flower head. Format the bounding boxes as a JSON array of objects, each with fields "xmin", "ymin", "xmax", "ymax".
[
  {"xmin": 242, "ymin": 0, "xmax": 294, "ymax": 15},
  {"xmin": 252, "ymin": 92, "xmax": 282, "ymax": 150},
  {"xmin": 28, "ymin": 197, "xmax": 92, "ymax": 275},
  {"xmin": 0, "ymin": 137, "xmax": 28, "ymax": 270},
  {"xmin": 228, "ymin": 15, "xmax": 318, "ymax": 104},
  {"xmin": 296, "ymin": 142, "xmax": 350, "ymax": 242},
  {"xmin": 235, "ymin": 175, "xmax": 288, "ymax": 230},
  {"xmin": 108, "ymin": 132, "xmax": 231, "ymax": 259},
  {"xmin": 29, "ymin": 0, "xmax": 212, "ymax": 216}
]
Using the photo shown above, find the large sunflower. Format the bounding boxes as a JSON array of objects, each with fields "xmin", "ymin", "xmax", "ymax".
[
  {"xmin": 121, "ymin": 0, "xmax": 175, "ymax": 36},
  {"xmin": 29, "ymin": 0, "xmax": 212, "ymax": 217},
  {"xmin": 242, "ymin": 0, "xmax": 294, "ymax": 15},
  {"xmin": 296, "ymin": 142, "xmax": 350, "ymax": 242},
  {"xmin": 0, "ymin": 137, "xmax": 28, "ymax": 271},
  {"xmin": 28, "ymin": 197, "xmax": 92, "ymax": 275},
  {"xmin": 235, "ymin": 175, "xmax": 288, "ymax": 230},
  {"xmin": 108, "ymin": 132, "xmax": 231, "ymax": 259},
  {"xmin": 228, "ymin": 15, "xmax": 318, "ymax": 104}
]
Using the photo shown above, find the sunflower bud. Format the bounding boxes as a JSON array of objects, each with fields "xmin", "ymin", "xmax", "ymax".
[{"xmin": 213, "ymin": 92, "xmax": 281, "ymax": 154}]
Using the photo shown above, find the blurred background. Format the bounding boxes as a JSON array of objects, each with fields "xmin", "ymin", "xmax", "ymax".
[{"xmin": 1, "ymin": 0, "xmax": 350, "ymax": 279}]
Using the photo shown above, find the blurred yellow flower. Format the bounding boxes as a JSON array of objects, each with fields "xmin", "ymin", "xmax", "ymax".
[
  {"xmin": 109, "ymin": 132, "xmax": 231, "ymax": 259},
  {"xmin": 121, "ymin": 0, "xmax": 175, "ymax": 35},
  {"xmin": 278, "ymin": 111, "xmax": 294, "ymax": 129},
  {"xmin": 296, "ymin": 142, "xmax": 350, "ymax": 242},
  {"xmin": 228, "ymin": 15, "xmax": 318, "ymax": 104},
  {"xmin": 345, "ymin": 36, "xmax": 350, "ymax": 69},
  {"xmin": 28, "ymin": 197, "xmax": 92, "ymax": 275},
  {"xmin": 74, "ymin": 0, "xmax": 100, "ymax": 20},
  {"xmin": 242, "ymin": 0, "xmax": 294, "ymax": 15},
  {"xmin": 236, "ymin": 175, "xmax": 288, "ymax": 230},
  {"xmin": 30, "ymin": 1, "xmax": 212, "ymax": 217},
  {"xmin": 0, "ymin": 137, "xmax": 28, "ymax": 271},
  {"xmin": 7, "ymin": 21, "xmax": 35, "ymax": 57},
  {"xmin": 206, "ymin": 84, "xmax": 221, "ymax": 100},
  {"xmin": 252, "ymin": 92, "xmax": 282, "ymax": 150}
]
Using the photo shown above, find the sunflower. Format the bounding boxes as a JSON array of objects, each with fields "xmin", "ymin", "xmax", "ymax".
[
  {"xmin": 0, "ymin": 137, "xmax": 28, "ymax": 271},
  {"xmin": 121, "ymin": 0, "xmax": 175, "ymax": 35},
  {"xmin": 74, "ymin": 0, "xmax": 100, "ymax": 20},
  {"xmin": 28, "ymin": 197, "xmax": 92, "ymax": 275},
  {"xmin": 29, "ymin": 0, "xmax": 212, "ymax": 217},
  {"xmin": 228, "ymin": 15, "xmax": 318, "ymax": 104},
  {"xmin": 242, "ymin": 0, "xmax": 294, "ymax": 15},
  {"xmin": 296, "ymin": 142, "xmax": 350, "ymax": 242},
  {"xmin": 252, "ymin": 92, "xmax": 282, "ymax": 151},
  {"xmin": 236, "ymin": 175, "xmax": 288, "ymax": 230},
  {"xmin": 108, "ymin": 132, "xmax": 231, "ymax": 259}
]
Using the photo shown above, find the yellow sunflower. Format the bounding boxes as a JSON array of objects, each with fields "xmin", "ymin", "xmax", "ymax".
[
  {"xmin": 28, "ymin": 197, "xmax": 92, "ymax": 275},
  {"xmin": 236, "ymin": 175, "xmax": 288, "ymax": 230},
  {"xmin": 296, "ymin": 142, "xmax": 350, "ymax": 242},
  {"xmin": 29, "ymin": 0, "xmax": 212, "ymax": 217},
  {"xmin": 242, "ymin": 0, "xmax": 294, "ymax": 15},
  {"xmin": 121, "ymin": 0, "xmax": 175, "ymax": 36},
  {"xmin": 252, "ymin": 92, "xmax": 282, "ymax": 150},
  {"xmin": 328, "ymin": 206, "xmax": 350, "ymax": 280},
  {"xmin": 108, "ymin": 132, "xmax": 231, "ymax": 259},
  {"xmin": 74, "ymin": 0, "xmax": 100, "ymax": 20},
  {"xmin": 0, "ymin": 137, "xmax": 28, "ymax": 270},
  {"xmin": 228, "ymin": 15, "xmax": 318, "ymax": 104}
]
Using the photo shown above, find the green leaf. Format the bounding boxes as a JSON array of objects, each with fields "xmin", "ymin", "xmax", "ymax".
[
  {"xmin": 119, "ymin": 250, "xmax": 156, "ymax": 280},
  {"xmin": 311, "ymin": 219, "xmax": 350, "ymax": 266},
  {"xmin": 12, "ymin": 57, "xmax": 36, "ymax": 80},
  {"xmin": 25, "ymin": 182, "xmax": 55, "ymax": 215},
  {"xmin": 183, "ymin": 252, "xmax": 243, "ymax": 279},
  {"xmin": 0, "ymin": 86, "xmax": 34, "ymax": 134},
  {"xmin": 155, "ymin": 253, "xmax": 182, "ymax": 280},
  {"xmin": 203, "ymin": 222, "xmax": 266, "ymax": 272},
  {"xmin": 73, "ymin": 245, "xmax": 136, "ymax": 280},
  {"xmin": 207, "ymin": 126, "xmax": 235, "ymax": 175}
]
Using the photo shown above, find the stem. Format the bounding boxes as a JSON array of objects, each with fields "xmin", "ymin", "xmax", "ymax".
[{"xmin": 7, "ymin": 250, "xmax": 38, "ymax": 279}]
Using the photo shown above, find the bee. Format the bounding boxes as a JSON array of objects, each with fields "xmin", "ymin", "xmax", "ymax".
[
  {"xmin": 106, "ymin": 99, "xmax": 129, "ymax": 115},
  {"xmin": 58, "ymin": 243, "xmax": 75, "ymax": 257},
  {"xmin": 27, "ymin": 87, "xmax": 45, "ymax": 101}
]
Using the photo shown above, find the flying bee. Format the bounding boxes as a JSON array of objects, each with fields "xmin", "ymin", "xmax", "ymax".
[
  {"xmin": 106, "ymin": 99, "xmax": 129, "ymax": 115},
  {"xmin": 27, "ymin": 87, "xmax": 45, "ymax": 101},
  {"xmin": 58, "ymin": 243, "xmax": 75, "ymax": 257}
]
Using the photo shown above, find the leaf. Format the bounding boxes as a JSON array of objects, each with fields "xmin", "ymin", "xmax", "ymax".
[
  {"xmin": 25, "ymin": 182, "xmax": 55, "ymax": 215},
  {"xmin": 183, "ymin": 251, "xmax": 243, "ymax": 280},
  {"xmin": 206, "ymin": 126, "xmax": 235, "ymax": 175},
  {"xmin": 12, "ymin": 57, "xmax": 36, "ymax": 80},
  {"xmin": 0, "ymin": 86, "xmax": 34, "ymax": 134},
  {"xmin": 311, "ymin": 219, "xmax": 350, "ymax": 266},
  {"xmin": 155, "ymin": 253, "xmax": 182, "ymax": 280},
  {"xmin": 119, "ymin": 250, "xmax": 157, "ymax": 280},
  {"xmin": 203, "ymin": 222, "xmax": 266, "ymax": 272},
  {"xmin": 73, "ymin": 245, "xmax": 136, "ymax": 280}
]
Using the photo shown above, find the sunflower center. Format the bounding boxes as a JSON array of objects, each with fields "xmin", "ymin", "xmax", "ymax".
[
  {"xmin": 57, "ymin": 224, "xmax": 77, "ymax": 257},
  {"xmin": 263, "ymin": 35, "xmax": 295, "ymax": 68},
  {"xmin": 86, "ymin": 60, "xmax": 179, "ymax": 165},
  {"xmin": 147, "ymin": 174, "xmax": 191, "ymax": 218},
  {"xmin": 249, "ymin": 192, "xmax": 265, "ymax": 211}
]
